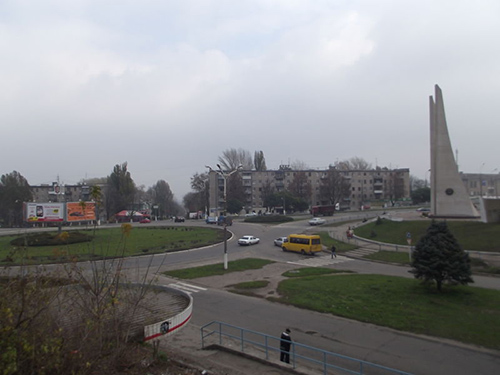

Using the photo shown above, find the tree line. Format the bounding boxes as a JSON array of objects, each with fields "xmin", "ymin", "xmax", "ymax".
[
  {"xmin": 0, "ymin": 163, "xmax": 182, "ymax": 227},
  {"xmin": 1, "ymin": 148, "xmax": 426, "ymax": 227}
]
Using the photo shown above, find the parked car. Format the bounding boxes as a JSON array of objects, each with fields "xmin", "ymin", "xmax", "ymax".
[
  {"xmin": 174, "ymin": 216, "xmax": 185, "ymax": 223},
  {"xmin": 244, "ymin": 212, "xmax": 257, "ymax": 217},
  {"xmin": 416, "ymin": 207, "xmax": 430, "ymax": 212},
  {"xmin": 206, "ymin": 216, "xmax": 217, "ymax": 224},
  {"xmin": 274, "ymin": 236, "xmax": 288, "ymax": 247},
  {"xmin": 139, "ymin": 218, "xmax": 151, "ymax": 224},
  {"xmin": 308, "ymin": 217, "xmax": 326, "ymax": 226},
  {"xmin": 238, "ymin": 235, "xmax": 260, "ymax": 246},
  {"xmin": 217, "ymin": 215, "xmax": 233, "ymax": 226}
]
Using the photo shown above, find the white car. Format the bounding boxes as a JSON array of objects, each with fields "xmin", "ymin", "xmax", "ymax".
[
  {"xmin": 238, "ymin": 235, "xmax": 260, "ymax": 246},
  {"xmin": 309, "ymin": 217, "xmax": 326, "ymax": 226},
  {"xmin": 274, "ymin": 236, "xmax": 288, "ymax": 247}
]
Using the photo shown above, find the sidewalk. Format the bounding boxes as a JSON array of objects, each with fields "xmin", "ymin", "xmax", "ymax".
[{"xmin": 162, "ymin": 323, "xmax": 311, "ymax": 375}]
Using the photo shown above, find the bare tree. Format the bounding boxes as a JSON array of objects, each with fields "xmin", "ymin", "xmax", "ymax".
[
  {"xmin": 319, "ymin": 167, "xmax": 351, "ymax": 211},
  {"xmin": 290, "ymin": 160, "xmax": 309, "ymax": 170},
  {"xmin": 218, "ymin": 148, "xmax": 253, "ymax": 170},
  {"xmin": 288, "ymin": 171, "xmax": 312, "ymax": 202},
  {"xmin": 190, "ymin": 172, "xmax": 209, "ymax": 215},
  {"xmin": 336, "ymin": 157, "xmax": 372, "ymax": 170}
]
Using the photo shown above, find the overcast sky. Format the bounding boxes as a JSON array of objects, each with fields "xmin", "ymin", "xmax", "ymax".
[{"xmin": 2, "ymin": 0, "xmax": 499, "ymax": 200}]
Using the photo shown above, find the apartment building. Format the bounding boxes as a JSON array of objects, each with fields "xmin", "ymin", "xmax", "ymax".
[
  {"xmin": 31, "ymin": 182, "xmax": 92, "ymax": 203},
  {"xmin": 460, "ymin": 172, "xmax": 500, "ymax": 197},
  {"xmin": 207, "ymin": 166, "xmax": 410, "ymax": 214}
]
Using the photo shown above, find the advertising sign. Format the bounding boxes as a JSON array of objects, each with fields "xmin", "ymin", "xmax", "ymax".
[
  {"xmin": 25, "ymin": 203, "xmax": 64, "ymax": 222},
  {"xmin": 66, "ymin": 202, "xmax": 96, "ymax": 222}
]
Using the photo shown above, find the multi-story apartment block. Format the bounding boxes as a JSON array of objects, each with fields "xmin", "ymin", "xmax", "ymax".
[
  {"xmin": 31, "ymin": 182, "xmax": 92, "ymax": 203},
  {"xmin": 207, "ymin": 166, "xmax": 410, "ymax": 214}
]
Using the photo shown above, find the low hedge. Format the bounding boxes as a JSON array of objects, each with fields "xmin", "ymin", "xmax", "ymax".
[
  {"xmin": 244, "ymin": 215, "xmax": 294, "ymax": 223},
  {"xmin": 10, "ymin": 232, "xmax": 93, "ymax": 247}
]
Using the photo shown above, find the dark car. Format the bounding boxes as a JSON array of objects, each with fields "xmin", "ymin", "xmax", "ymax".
[
  {"xmin": 174, "ymin": 216, "xmax": 185, "ymax": 222},
  {"xmin": 217, "ymin": 216, "xmax": 233, "ymax": 226}
]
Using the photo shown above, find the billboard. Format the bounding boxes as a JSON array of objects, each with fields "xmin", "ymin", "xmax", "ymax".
[
  {"xmin": 66, "ymin": 202, "xmax": 97, "ymax": 222},
  {"xmin": 25, "ymin": 203, "xmax": 64, "ymax": 222}
]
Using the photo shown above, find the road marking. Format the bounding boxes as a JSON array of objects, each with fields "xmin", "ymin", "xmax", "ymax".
[
  {"xmin": 286, "ymin": 255, "xmax": 352, "ymax": 267},
  {"xmin": 166, "ymin": 282, "xmax": 207, "ymax": 294}
]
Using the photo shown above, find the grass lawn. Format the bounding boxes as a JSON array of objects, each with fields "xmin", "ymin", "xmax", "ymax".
[
  {"xmin": 276, "ymin": 274, "xmax": 500, "ymax": 350},
  {"xmin": 163, "ymin": 258, "xmax": 275, "ymax": 279},
  {"xmin": 316, "ymin": 231, "xmax": 357, "ymax": 253},
  {"xmin": 365, "ymin": 250, "xmax": 412, "ymax": 265},
  {"xmin": 282, "ymin": 267, "xmax": 352, "ymax": 278},
  {"xmin": 0, "ymin": 226, "xmax": 225, "ymax": 264},
  {"xmin": 354, "ymin": 219, "xmax": 500, "ymax": 252}
]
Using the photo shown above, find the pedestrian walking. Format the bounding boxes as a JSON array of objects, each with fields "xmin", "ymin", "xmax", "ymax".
[
  {"xmin": 331, "ymin": 244, "xmax": 337, "ymax": 258},
  {"xmin": 280, "ymin": 328, "xmax": 292, "ymax": 364}
]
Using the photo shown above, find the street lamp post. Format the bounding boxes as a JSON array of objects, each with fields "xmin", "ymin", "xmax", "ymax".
[
  {"xmin": 205, "ymin": 163, "xmax": 243, "ymax": 270},
  {"xmin": 480, "ymin": 163, "xmax": 485, "ymax": 197},
  {"xmin": 493, "ymin": 169, "xmax": 498, "ymax": 197}
]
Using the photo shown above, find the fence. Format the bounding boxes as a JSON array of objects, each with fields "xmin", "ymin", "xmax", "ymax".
[{"xmin": 201, "ymin": 321, "xmax": 413, "ymax": 375}]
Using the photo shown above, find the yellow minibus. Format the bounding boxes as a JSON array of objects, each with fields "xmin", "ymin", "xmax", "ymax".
[{"xmin": 281, "ymin": 234, "xmax": 322, "ymax": 255}]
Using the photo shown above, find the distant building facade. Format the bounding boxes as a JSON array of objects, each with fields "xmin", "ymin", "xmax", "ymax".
[
  {"xmin": 207, "ymin": 166, "xmax": 410, "ymax": 214},
  {"xmin": 460, "ymin": 172, "xmax": 500, "ymax": 197},
  {"xmin": 31, "ymin": 182, "xmax": 92, "ymax": 203}
]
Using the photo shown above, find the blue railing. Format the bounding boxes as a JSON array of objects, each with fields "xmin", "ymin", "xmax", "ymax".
[{"xmin": 201, "ymin": 321, "xmax": 413, "ymax": 375}]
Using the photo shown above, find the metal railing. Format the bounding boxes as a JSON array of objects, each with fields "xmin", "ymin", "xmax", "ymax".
[{"xmin": 201, "ymin": 321, "xmax": 413, "ymax": 375}]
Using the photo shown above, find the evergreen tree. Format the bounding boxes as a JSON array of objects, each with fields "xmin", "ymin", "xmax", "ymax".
[
  {"xmin": 105, "ymin": 162, "xmax": 136, "ymax": 218},
  {"xmin": 0, "ymin": 171, "xmax": 33, "ymax": 227},
  {"xmin": 410, "ymin": 221, "xmax": 473, "ymax": 291}
]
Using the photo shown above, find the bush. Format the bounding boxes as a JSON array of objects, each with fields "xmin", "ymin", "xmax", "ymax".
[
  {"xmin": 10, "ymin": 231, "xmax": 93, "ymax": 247},
  {"xmin": 244, "ymin": 215, "xmax": 294, "ymax": 223}
]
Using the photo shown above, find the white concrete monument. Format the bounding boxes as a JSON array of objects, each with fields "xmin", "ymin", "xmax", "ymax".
[{"xmin": 429, "ymin": 85, "xmax": 479, "ymax": 218}]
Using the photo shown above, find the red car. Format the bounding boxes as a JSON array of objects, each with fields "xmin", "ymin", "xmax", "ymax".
[{"xmin": 140, "ymin": 218, "xmax": 151, "ymax": 224}]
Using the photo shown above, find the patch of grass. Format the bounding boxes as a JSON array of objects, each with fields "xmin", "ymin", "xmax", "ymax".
[
  {"xmin": 228, "ymin": 280, "xmax": 270, "ymax": 289},
  {"xmin": 315, "ymin": 231, "xmax": 357, "ymax": 252},
  {"xmin": 0, "ymin": 226, "xmax": 225, "ymax": 265},
  {"xmin": 275, "ymin": 274, "xmax": 500, "ymax": 349},
  {"xmin": 282, "ymin": 267, "xmax": 352, "ymax": 278},
  {"xmin": 354, "ymin": 219, "xmax": 500, "ymax": 252},
  {"xmin": 163, "ymin": 258, "xmax": 275, "ymax": 279},
  {"xmin": 365, "ymin": 250, "xmax": 411, "ymax": 265}
]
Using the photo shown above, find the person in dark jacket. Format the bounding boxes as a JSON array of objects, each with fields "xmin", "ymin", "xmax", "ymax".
[{"xmin": 280, "ymin": 328, "xmax": 292, "ymax": 363}]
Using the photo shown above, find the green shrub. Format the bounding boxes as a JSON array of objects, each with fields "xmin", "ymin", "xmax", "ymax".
[
  {"xmin": 10, "ymin": 231, "xmax": 93, "ymax": 246},
  {"xmin": 244, "ymin": 215, "xmax": 294, "ymax": 223}
]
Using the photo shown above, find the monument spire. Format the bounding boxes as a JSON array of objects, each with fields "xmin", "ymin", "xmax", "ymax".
[{"xmin": 429, "ymin": 85, "xmax": 478, "ymax": 218}]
